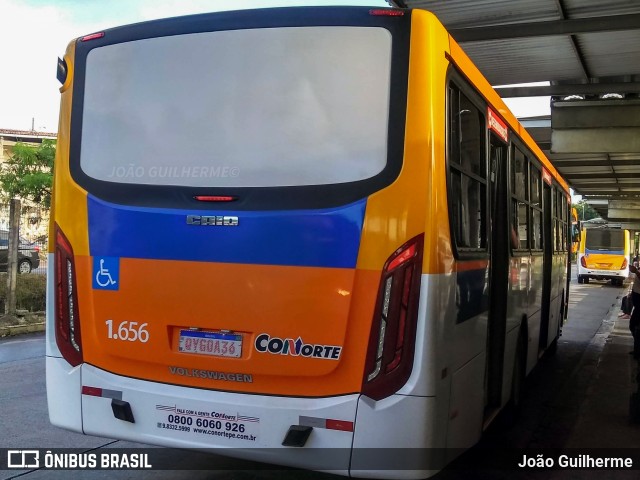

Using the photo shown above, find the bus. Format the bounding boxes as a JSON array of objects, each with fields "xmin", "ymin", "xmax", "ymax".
[
  {"xmin": 571, "ymin": 207, "xmax": 579, "ymax": 257},
  {"xmin": 47, "ymin": 7, "xmax": 572, "ymax": 477},
  {"xmin": 577, "ymin": 225, "xmax": 629, "ymax": 286}
]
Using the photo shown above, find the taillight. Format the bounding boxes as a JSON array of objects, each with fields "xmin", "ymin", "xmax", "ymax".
[
  {"xmin": 54, "ymin": 225, "xmax": 82, "ymax": 366},
  {"xmin": 362, "ymin": 234, "xmax": 423, "ymax": 401},
  {"xmin": 194, "ymin": 195, "xmax": 237, "ymax": 202},
  {"xmin": 622, "ymin": 258, "xmax": 628, "ymax": 270},
  {"xmin": 81, "ymin": 32, "xmax": 105, "ymax": 42},
  {"xmin": 369, "ymin": 9, "xmax": 405, "ymax": 16},
  {"xmin": 580, "ymin": 256, "xmax": 587, "ymax": 268}
]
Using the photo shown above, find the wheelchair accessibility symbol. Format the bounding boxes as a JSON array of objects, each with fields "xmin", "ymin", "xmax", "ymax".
[{"xmin": 93, "ymin": 257, "xmax": 119, "ymax": 291}]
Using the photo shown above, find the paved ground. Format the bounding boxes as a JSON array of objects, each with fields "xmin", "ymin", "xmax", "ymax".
[{"xmin": 1, "ymin": 272, "xmax": 639, "ymax": 479}]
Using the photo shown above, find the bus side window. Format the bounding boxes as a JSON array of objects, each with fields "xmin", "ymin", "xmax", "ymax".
[
  {"xmin": 511, "ymin": 146, "xmax": 528, "ymax": 251},
  {"xmin": 448, "ymin": 83, "xmax": 487, "ymax": 254}
]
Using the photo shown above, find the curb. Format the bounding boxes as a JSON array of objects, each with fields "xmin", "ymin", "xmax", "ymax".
[{"xmin": 0, "ymin": 322, "xmax": 45, "ymax": 338}]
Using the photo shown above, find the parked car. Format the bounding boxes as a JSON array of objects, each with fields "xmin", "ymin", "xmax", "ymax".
[{"xmin": 0, "ymin": 230, "xmax": 41, "ymax": 273}]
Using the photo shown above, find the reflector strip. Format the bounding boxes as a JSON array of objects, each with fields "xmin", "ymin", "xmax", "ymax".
[
  {"xmin": 299, "ymin": 416, "xmax": 354, "ymax": 432},
  {"xmin": 325, "ymin": 419, "xmax": 354, "ymax": 432},
  {"xmin": 82, "ymin": 386, "xmax": 123, "ymax": 400},
  {"xmin": 81, "ymin": 386, "xmax": 102, "ymax": 397}
]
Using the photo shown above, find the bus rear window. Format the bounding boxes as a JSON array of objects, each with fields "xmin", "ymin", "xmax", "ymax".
[
  {"xmin": 585, "ymin": 229, "xmax": 625, "ymax": 251},
  {"xmin": 80, "ymin": 27, "xmax": 392, "ymax": 188}
]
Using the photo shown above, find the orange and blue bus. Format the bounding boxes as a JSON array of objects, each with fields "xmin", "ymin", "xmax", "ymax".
[{"xmin": 47, "ymin": 6, "xmax": 571, "ymax": 477}]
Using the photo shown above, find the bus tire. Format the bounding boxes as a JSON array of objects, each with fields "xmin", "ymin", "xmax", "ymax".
[
  {"xmin": 583, "ymin": 277, "xmax": 590, "ymax": 284},
  {"xmin": 577, "ymin": 275, "xmax": 583, "ymax": 284}
]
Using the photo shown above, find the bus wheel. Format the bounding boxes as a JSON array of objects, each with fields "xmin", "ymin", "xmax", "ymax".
[
  {"xmin": 583, "ymin": 277, "xmax": 590, "ymax": 284},
  {"xmin": 578, "ymin": 275, "xmax": 584, "ymax": 284}
]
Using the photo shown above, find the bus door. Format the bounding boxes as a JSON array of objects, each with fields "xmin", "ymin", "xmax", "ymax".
[
  {"xmin": 539, "ymin": 182, "xmax": 553, "ymax": 353},
  {"xmin": 485, "ymin": 134, "xmax": 509, "ymax": 420}
]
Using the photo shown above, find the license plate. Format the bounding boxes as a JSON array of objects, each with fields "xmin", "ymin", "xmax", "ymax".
[
  {"xmin": 178, "ymin": 330, "xmax": 242, "ymax": 358},
  {"xmin": 592, "ymin": 270, "xmax": 612, "ymax": 276}
]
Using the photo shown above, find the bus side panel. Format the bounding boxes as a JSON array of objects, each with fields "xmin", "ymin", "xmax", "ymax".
[
  {"xmin": 47, "ymin": 357, "xmax": 83, "ymax": 433},
  {"xmin": 49, "ymin": 41, "xmax": 90, "ymax": 258}
]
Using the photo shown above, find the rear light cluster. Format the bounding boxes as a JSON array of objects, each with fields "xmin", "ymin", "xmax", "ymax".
[
  {"xmin": 54, "ymin": 226, "xmax": 82, "ymax": 366},
  {"xmin": 621, "ymin": 258, "xmax": 628, "ymax": 270},
  {"xmin": 580, "ymin": 256, "xmax": 588, "ymax": 268},
  {"xmin": 362, "ymin": 234, "xmax": 423, "ymax": 401}
]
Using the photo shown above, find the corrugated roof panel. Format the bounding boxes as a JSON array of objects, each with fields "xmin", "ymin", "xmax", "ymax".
[
  {"xmin": 564, "ymin": 0, "xmax": 640, "ymax": 18},
  {"xmin": 576, "ymin": 31, "xmax": 640, "ymax": 77},
  {"xmin": 399, "ymin": 0, "xmax": 560, "ymax": 28},
  {"xmin": 610, "ymin": 154, "xmax": 640, "ymax": 161},
  {"xmin": 397, "ymin": 0, "xmax": 640, "ymax": 209},
  {"xmin": 459, "ymin": 37, "xmax": 583, "ymax": 85}
]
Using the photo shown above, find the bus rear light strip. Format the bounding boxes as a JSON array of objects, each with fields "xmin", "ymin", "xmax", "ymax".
[
  {"xmin": 54, "ymin": 226, "xmax": 83, "ymax": 367},
  {"xmin": 362, "ymin": 234, "xmax": 424, "ymax": 400}
]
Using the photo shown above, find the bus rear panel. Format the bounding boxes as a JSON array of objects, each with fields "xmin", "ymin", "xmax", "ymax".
[
  {"xmin": 48, "ymin": 8, "xmax": 434, "ymax": 477},
  {"xmin": 577, "ymin": 228, "xmax": 629, "ymax": 286}
]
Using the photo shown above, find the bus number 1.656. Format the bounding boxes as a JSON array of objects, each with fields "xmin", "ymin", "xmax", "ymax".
[{"xmin": 105, "ymin": 320, "xmax": 150, "ymax": 343}]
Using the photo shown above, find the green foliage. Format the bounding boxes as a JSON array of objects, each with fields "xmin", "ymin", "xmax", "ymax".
[
  {"xmin": 0, "ymin": 273, "xmax": 46, "ymax": 312},
  {"xmin": 0, "ymin": 140, "xmax": 54, "ymax": 207},
  {"xmin": 571, "ymin": 200, "xmax": 599, "ymax": 221}
]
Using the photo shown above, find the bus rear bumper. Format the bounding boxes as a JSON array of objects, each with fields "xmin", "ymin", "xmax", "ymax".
[
  {"xmin": 581, "ymin": 271, "xmax": 628, "ymax": 280},
  {"xmin": 47, "ymin": 361, "xmax": 441, "ymax": 478},
  {"xmin": 351, "ymin": 394, "xmax": 441, "ymax": 479},
  {"xmin": 79, "ymin": 363, "xmax": 358, "ymax": 472},
  {"xmin": 46, "ymin": 356, "xmax": 83, "ymax": 433}
]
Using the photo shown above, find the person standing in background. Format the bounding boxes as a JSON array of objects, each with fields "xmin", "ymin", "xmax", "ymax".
[{"xmin": 629, "ymin": 260, "xmax": 640, "ymax": 359}]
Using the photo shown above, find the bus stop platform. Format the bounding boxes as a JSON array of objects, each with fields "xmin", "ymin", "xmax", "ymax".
[{"xmin": 559, "ymin": 288, "xmax": 640, "ymax": 449}]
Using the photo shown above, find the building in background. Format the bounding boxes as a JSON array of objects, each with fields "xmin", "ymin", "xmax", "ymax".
[{"xmin": 0, "ymin": 128, "xmax": 56, "ymax": 263}]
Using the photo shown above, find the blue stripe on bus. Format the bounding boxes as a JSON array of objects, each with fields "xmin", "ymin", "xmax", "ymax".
[
  {"xmin": 585, "ymin": 249, "xmax": 624, "ymax": 256},
  {"xmin": 87, "ymin": 195, "xmax": 366, "ymax": 268}
]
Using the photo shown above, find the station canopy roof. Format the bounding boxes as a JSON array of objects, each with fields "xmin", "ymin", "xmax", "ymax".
[{"xmin": 392, "ymin": 0, "xmax": 640, "ymax": 224}]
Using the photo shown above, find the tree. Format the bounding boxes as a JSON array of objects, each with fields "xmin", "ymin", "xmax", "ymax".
[
  {"xmin": 572, "ymin": 200, "xmax": 599, "ymax": 221},
  {"xmin": 0, "ymin": 139, "xmax": 54, "ymax": 207}
]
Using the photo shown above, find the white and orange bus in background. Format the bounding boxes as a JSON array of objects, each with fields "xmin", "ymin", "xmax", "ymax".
[
  {"xmin": 577, "ymin": 223, "xmax": 630, "ymax": 286},
  {"xmin": 47, "ymin": 7, "xmax": 572, "ymax": 478}
]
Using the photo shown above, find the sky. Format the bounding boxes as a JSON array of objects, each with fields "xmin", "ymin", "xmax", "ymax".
[{"xmin": 0, "ymin": 0, "xmax": 549, "ymax": 133}]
